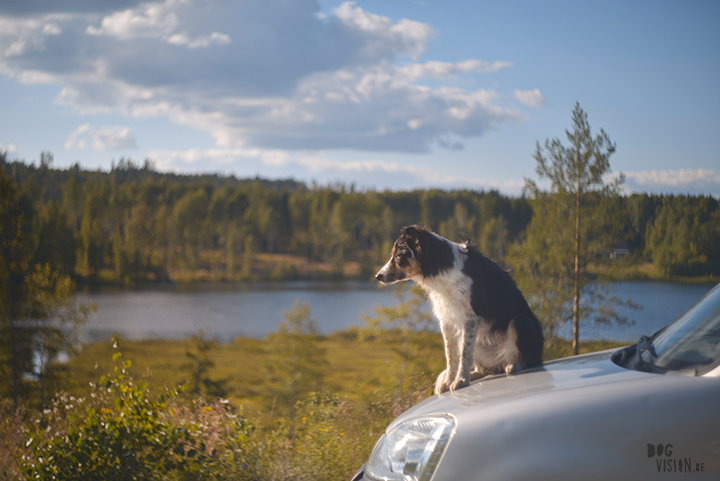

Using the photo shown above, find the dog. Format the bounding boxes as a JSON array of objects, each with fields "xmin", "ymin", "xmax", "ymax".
[{"xmin": 375, "ymin": 225, "xmax": 544, "ymax": 393}]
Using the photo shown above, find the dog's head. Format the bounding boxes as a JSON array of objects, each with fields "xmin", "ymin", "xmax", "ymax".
[{"xmin": 375, "ymin": 225, "xmax": 428, "ymax": 284}]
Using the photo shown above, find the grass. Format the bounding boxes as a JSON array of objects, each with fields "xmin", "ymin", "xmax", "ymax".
[{"xmin": 62, "ymin": 330, "xmax": 625, "ymax": 423}]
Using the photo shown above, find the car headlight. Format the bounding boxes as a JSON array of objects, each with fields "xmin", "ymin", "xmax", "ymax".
[{"xmin": 365, "ymin": 415, "xmax": 455, "ymax": 481}]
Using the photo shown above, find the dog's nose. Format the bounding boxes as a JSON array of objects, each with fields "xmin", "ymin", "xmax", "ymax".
[{"xmin": 375, "ymin": 272, "xmax": 383, "ymax": 281}]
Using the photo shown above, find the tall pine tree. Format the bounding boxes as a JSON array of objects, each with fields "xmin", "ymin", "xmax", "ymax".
[{"xmin": 518, "ymin": 103, "xmax": 630, "ymax": 354}]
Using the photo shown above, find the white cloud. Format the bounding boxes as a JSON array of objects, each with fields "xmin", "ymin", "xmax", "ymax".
[
  {"xmin": 1, "ymin": 0, "xmax": 528, "ymax": 154},
  {"xmin": 0, "ymin": 142, "xmax": 18, "ymax": 154},
  {"xmin": 42, "ymin": 23, "xmax": 62, "ymax": 35},
  {"xmin": 333, "ymin": 1, "xmax": 432, "ymax": 59},
  {"xmin": 86, "ymin": 1, "xmax": 180, "ymax": 40},
  {"xmin": 625, "ymin": 168, "xmax": 720, "ymax": 187},
  {"xmin": 215, "ymin": 66, "xmax": 522, "ymax": 152},
  {"xmin": 166, "ymin": 31, "xmax": 231, "ymax": 48},
  {"xmin": 18, "ymin": 69, "xmax": 57, "ymax": 84},
  {"xmin": 623, "ymin": 168, "xmax": 720, "ymax": 196},
  {"xmin": 86, "ymin": 0, "xmax": 231, "ymax": 49},
  {"xmin": 0, "ymin": 17, "xmax": 47, "ymax": 58},
  {"xmin": 66, "ymin": 124, "xmax": 137, "ymax": 150},
  {"xmin": 400, "ymin": 59, "xmax": 513, "ymax": 79},
  {"xmin": 147, "ymin": 146, "xmax": 527, "ymax": 193},
  {"xmin": 514, "ymin": 89, "xmax": 545, "ymax": 108},
  {"xmin": 65, "ymin": 124, "xmax": 91, "ymax": 149}
]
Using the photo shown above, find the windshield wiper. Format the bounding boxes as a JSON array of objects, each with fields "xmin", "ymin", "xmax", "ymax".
[{"xmin": 636, "ymin": 335, "xmax": 657, "ymax": 371}]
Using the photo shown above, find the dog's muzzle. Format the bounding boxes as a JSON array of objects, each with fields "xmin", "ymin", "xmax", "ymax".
[{"xmin": 375, "ymin": 264, "xmax": 401, "ymax": 284}]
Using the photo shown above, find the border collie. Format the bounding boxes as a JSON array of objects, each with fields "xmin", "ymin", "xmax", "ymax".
[{"xmin": 375, "ymin": 225, "xmax": 544, "ymax": 393}]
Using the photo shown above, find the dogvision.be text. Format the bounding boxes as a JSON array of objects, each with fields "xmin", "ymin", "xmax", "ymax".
[{"xmin": 648, "ymin": 444, "xmax": 706, "ymax": 474}]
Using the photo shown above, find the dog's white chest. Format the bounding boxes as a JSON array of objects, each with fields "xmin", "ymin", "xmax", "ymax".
[{"xmin": 422, "ymin": 271, "xmax": 475, "ymax": 329}]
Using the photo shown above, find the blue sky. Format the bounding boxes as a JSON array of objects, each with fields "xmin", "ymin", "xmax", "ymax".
[{"xmin": 1, "ymin": 0, "xmax": 718, "ymax": 196}]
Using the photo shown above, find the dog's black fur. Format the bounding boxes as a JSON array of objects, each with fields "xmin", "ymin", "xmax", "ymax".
[{"xmin": 460, "ymin": 241, "xmax": 544, "ymax": 371}]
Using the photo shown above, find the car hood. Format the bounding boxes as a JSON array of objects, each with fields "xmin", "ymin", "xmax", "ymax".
[
  {"xmin": 387, "ymin": 349, "xmax": 720, "ymax": 481},
  {"xmin": 391, "ymin": 349, "xmax": 642, "ymax": 427}
]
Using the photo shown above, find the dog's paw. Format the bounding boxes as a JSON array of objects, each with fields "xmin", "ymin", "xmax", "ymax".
[
  {"xmin": 505, "ymin": 363, "xmax": 523, "ymax": 376},
  {"xmin": 434, "ymin": 379, "xmax": 449, "ymax": 394},
  {"xmin": 449, "ymin": 377, "xmax": 469, "ymax": 391},
  {"xmin": 434, "ymin": 371, "xmax": 451, "ymax": 394},
  {"xmin": 434, "ymin": 382, "xmax": 450, "ymax": 394}
]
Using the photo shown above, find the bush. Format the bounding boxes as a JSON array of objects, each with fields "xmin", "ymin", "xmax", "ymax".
[
  {"xmin": 249, "ymin": 391, "xmax": 391, "ymax": 481},
  {"xmin": 6, "ymin": 334, "xmax": 445, "ymax": 480},
  {"xmin": 20, "ymin": 342, "xmax": 258, "ymax": 481}
]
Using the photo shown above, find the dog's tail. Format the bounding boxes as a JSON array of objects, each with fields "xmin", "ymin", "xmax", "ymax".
[{"xmin": 512, "ymin": 314, "xmax": 544, "ymax": 369}]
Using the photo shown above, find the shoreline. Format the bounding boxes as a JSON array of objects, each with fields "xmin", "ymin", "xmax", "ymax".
[{"xmin": 74, "ymin": 264, "xmax": 719, "ymax": 290}]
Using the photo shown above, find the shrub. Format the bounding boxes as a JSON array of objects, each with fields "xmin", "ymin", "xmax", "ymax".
[{"xmin": 20, "ymin": 342, "xmax": 257, "ymax": 481}]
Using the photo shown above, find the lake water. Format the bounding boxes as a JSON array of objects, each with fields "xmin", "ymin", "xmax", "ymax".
[{"xmin": 76, "ymin": 280, "xmax": 718, "ymax": 344}]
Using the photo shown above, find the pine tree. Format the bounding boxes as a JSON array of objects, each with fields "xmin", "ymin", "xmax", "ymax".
[{"xmin": 520, "ymin": 103, "xmax": 628, "ymax": 355}]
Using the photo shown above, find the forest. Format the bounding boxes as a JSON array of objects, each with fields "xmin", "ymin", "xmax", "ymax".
[{"xmin": 3, "ymin": 152, "xmax": 720, "ymax": 285}]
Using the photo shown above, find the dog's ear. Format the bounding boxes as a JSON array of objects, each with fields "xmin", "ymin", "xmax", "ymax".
[
  {"xmin": 402, "ymin": 224, "xmax": 417, "ymax": 236},
  {"xmin": 402, "ymin": 225, "xmax": 423, "ymax": 248}
]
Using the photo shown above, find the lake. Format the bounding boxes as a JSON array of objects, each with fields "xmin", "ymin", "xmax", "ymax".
[{"xmin": 76, "ymin": 280, "xmax": 718, "ymax": 344}]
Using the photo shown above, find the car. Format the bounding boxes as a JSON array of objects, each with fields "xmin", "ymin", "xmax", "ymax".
[{"xmin": 352, "ymin": 283, "xmax": 720, "ymax": 481}]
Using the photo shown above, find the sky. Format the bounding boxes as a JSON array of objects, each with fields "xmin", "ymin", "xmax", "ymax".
[{"xmin": 1, "ymin": 0, "xmax": 718, "ymax": 197}]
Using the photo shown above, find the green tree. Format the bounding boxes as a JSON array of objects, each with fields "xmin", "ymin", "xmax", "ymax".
[
  {"xmin": 154, "ymin": 202, "xmax": 175, "ymax": 280},
  {"xmin": 645, "ymin": 196, "xmax": 720, "ymax": 277},
  {"xmin": 123, "ymin": 202, "xmax": 155, "ymax": 280},
  {"xmin": 477, "ymin": 215, "xmax": 508, "ymax": 263},
  {"xmin": 62, "ymin": 175, "xmax": 83, "ymax": 232},
  {"xmin": 33, "ymin": 200, "xmax": 77, "ymax": 276},
  {"xmin": 0, "ymin": 168, "xmax": 90, "ymax": 409},
  {"xmin": 362, "ymin": 283, "xmax": 436, "ymax": 410},
  {"xmin": 626, "ymin": 193, "xmax": 657, "ymax": 251},
  {"xmin": 23, "ymin": 264, "xmax": 93, "ymax": 410},
  {"xmin": 241, "ymin": 233, "xmax": 256, "ymax": 279},
  {"xmin": 438, "ymin": 201, "xmax": 476, "ymax": 242},
  {"xmin": 328, "ymin": 198, "xmax": 353, "ymax": 274},
  {"xmin": 308, "ymin": 189, "xmax": 339, "ymax": 262},
  {"xmin": 0, "ymin": 165, "xmax": 32, "ymax": 408},
  {"xmin": 209, "ymin": 186, "xmax": 249, "ymax": 278},
  {"xmin": 521, "ymin": 103, "xmax": 627, "ymax": 355},
  {"xmin": 182, "ymin": 329, "xmax": 226, "ymax": 397},
  {"xmin": 265, "ymin": 300, "xmax": 327, "ymax": 431},
  {"xmin": 79, "ymin": 181, "xmax": 111, "ymax": 280},
  {"xmin": 173, "ymin": 188, "xmax": 209, "ymax": 271}
]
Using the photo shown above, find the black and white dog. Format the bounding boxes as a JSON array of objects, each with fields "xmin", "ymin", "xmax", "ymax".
[{"xmin": 376, "ymin": 225, "xmax": 544, "ymax": 393}]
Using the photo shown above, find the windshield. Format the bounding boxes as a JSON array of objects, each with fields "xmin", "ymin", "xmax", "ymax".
[
  {"xmin": 649, "ymin": 283, "xmax": 720, "ymax": 374},
  {"xmin": 614, "ymin": 283, "xmax": 720, "ymax": 375}
]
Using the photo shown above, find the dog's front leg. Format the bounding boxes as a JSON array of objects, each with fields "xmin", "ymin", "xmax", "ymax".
[
  {"xmin": 450, "ymin": 318, "xmax": 478, "ymax": 391},
  {"xmin": 435, "ymin": 323, "xmax": 461, "ymax": 394}
]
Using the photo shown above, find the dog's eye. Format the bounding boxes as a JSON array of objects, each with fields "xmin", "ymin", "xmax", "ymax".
[{"xmin": 395, "ymin": 250, "xmax": 411, "ymax": 267}]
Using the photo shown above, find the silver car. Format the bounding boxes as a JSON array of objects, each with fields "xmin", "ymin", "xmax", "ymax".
[{"xmin": 352, "ymin": 283, "xmax": 720, "ymax": 481}]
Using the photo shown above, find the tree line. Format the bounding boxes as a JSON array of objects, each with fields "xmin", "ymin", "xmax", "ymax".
[
  {"xmin": 2, "ymin": 152, "xmax": 534, "ymax": 283},
  {"xmin": 2, "ymin": 151, "xmax": 718, "ymax": 285}
]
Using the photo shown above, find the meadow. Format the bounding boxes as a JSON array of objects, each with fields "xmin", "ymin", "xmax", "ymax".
[
  {"xmin": 63, "ymin": 331, "xmax": 623, "ymax": 416},
  {"xmin": 2, "ymin": 326, "xmax": 623, "ymax": 481}
]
